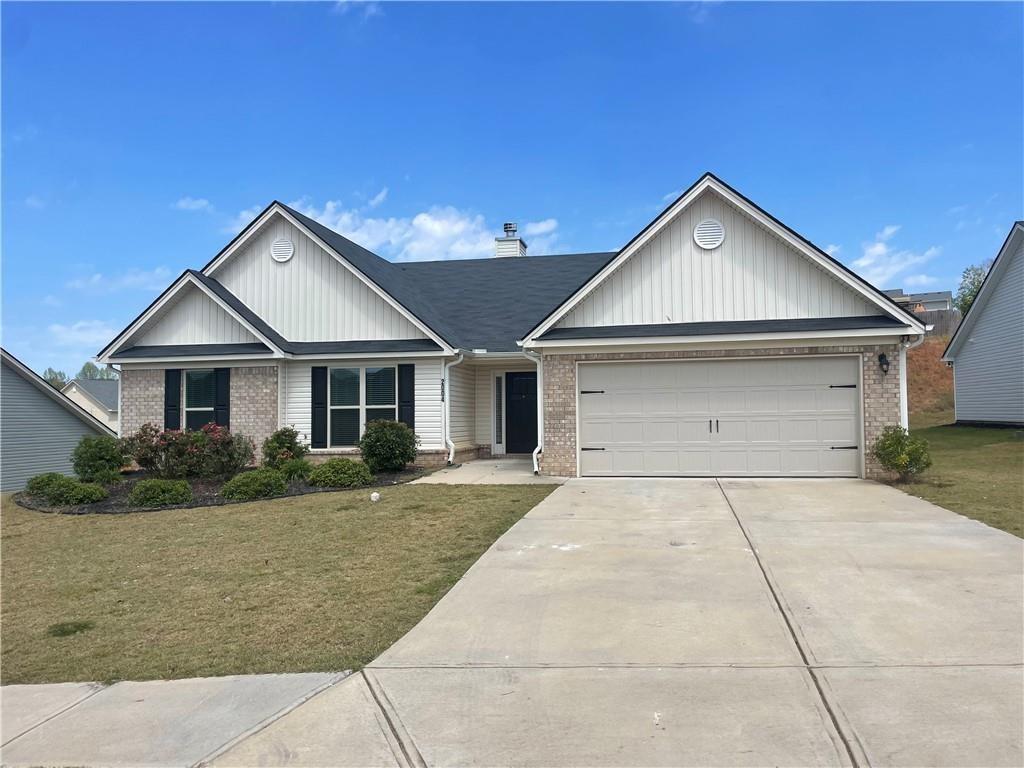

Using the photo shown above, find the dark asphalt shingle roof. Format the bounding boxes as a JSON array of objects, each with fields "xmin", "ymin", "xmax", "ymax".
[
  {"xmin": 539, "ymin": 315, "xmax": 909, "ymax": 341},
  {"xmin": 66, "ymin": 378, "xmax": 119, "ymax": 411}
]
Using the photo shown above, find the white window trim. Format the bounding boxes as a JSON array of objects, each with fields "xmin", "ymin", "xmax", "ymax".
[
  {"xmin": 184, "ymin": 368, "xmax": 216, "ymax": 429},
  {"xmin": 327, "ymin": 365, "xmax": 398, "ymax": 448}
]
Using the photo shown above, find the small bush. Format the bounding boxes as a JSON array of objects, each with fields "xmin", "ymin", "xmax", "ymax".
[
  {"xmin": 42, "ymin": 476, "xmax": 108, "ymax": 505},
  {"xmin": 26, "ymin": 472, "xmax": 70, "ymax": 498},
  {"xmin": 872, "ymin": 425, "xmax": 933, "ymax": 482},
  {"xmin": 221, "ymin": 468, "xmax": 287, "ymax": 501},
  {"xmin": 358, "ymin": 420, "xmax": 419, "ymax": 473},
  {"xmin": 308, "ymin": 458, "xmax": 373, "ymax": 488},
  {"xmin": 127, "ymin": 479, "xmax": 193, "ymax": 508},
  {"xmin": 122, "ymin": 423, "xmax": 254, "ymax": 479},
  {"xmin": 262, "ymin": 426, "xmax": 309, "ymax": 468},
  {"xmin": 72, "ymin": 435, "xmax": 126, "ymax": 483},
  {"xmin": 201, "ymin": 423, "xmax": 255, "ymax": 478},
  {"xmin": 279, "ymin": 458, "xmax": 312, "ymax": 482}
]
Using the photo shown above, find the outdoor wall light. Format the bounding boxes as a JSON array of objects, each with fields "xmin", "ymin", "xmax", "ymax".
[{"xmin": 878, "ymin": 353, "xmax": 890, "ymax": 375}]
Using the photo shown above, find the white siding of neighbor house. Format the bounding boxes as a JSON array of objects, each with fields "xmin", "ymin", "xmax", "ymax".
[
  {"xmin": 1, "ymin": 361, "xmax": 110, "ymax": 490},
  {"xmin": 557, "ymin": 190, "xmax": 880, "ymax": 329},
  {"xmin": 63, "ymin": 387, "xmax": 119, "ymax": 431},
  {"xmin": 474, "ymin": 362, "xmax": 536, "ymax": 446},
  {"xmin": 953, "ymin": 239, "xmax": 1024, "ymax": 424},
  {"xmin": 282, "ymin": 358, "xmax": 445, "ymax": 450},
  {"xmin": 448, "ymin": 364, "xmax": 476, "ymax": 449},
  {"xmin": 133, "ymin": 286, "xmax": 258, "ymax": 346},
  {"xmin": 212, "ymin": 215, "xmax": 428, "ymax": 342}
]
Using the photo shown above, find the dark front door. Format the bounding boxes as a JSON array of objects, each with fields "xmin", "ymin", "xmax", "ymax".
[{"xmin": 505, "ymin": 372, "xmax": 537, "ymax": 454}]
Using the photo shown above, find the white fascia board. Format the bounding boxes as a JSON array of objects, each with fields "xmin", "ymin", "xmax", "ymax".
[
  {"xmin": 97, "ymin": 273, "xmax": 285, "ymax": 364},
  {"xmin": 204, "ymin": 204, "xmax": 456, "ymax": 355},
  {"xmin": 521, "ymin": 176, "xmax": 924, "ymax": 343},
  {"xmin": 117, "ymin": 355, "xmax": 277, "ymax": 368},
  {"xmin": 526, "ymin": 325, "xmax": 912, "ymax": 351},
  {"xmin": 280, "ymin": 350, "xmax": 451, "ymax": 361}
]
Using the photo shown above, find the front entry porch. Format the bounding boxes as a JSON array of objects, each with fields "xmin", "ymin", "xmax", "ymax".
[{"xmin": 413, "ymin": 457, "xmax": 564, "ymax": 485}]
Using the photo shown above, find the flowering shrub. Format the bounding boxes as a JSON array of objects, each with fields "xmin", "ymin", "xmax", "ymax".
[
  {"xmin": 123, "ymin": 423, "xmax": 254, "ymax": 479},
  {"xmin": 872, "ymin": 425, "xmax": 932, "ymax": 482},
  {"xmin": 262, "ymin": 426, "xmax": 309, "ymax": 468}
]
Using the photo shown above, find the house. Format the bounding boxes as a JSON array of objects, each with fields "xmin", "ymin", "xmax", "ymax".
[
  {"xmin": 942, "ymin": 222, "xmax": 1024, "ymax": 426},
  {"xmin": 1, "ymin": 349, "xmax": 117, "ymax": 490},
  {"xmin": 97, "ymin": 173, "xmax": 926, "ymax": 479},
  {"xmin": 882, "ymin": 288, "xmax": 953, "ymax": 312},
  {"xmin": 61, "ymin": 378, "xmax": 119, "ymax": 431}
]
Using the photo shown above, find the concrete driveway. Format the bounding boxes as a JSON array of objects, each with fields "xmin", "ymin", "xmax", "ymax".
[{"xmin": 4, "ymin": 479, "xmax": 1022, "ymax": 767}]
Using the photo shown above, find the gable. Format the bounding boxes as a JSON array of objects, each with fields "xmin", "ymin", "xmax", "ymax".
[
  {"xmin": 210, "ymin": 213, "xmax": 428, "ymax": 343},
  {"xmin": 556, "ymin": 189, "xmax": 880, "ymax": 329},
  {"xmin": 131, "ymin": 284, "xmax": 259, "ymax": 346}
]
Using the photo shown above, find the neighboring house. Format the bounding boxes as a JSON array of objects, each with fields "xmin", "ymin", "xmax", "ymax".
[
  {"xmin": 97, "ymin": 173, "xmax": 926, "ymax": 479},
  {"xmin": 942, "ymin": 222, "xmax": 1024, "ymax": 427},
  {"xmin": 883, "ymin": 288, "xmax": 953, "ymax": 312},
  {"xmin": 1, "ymin": 349, "xmax": 117, "ymax": 491},
  {"xmin": 61, "ymin": 378, "xmax": 119, "ymax": 431}
]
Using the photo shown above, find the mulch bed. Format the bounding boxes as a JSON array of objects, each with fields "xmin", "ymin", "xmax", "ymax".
[{"xmin": 13, "ymin": 466, "xmax": 431, "ymax": 516}]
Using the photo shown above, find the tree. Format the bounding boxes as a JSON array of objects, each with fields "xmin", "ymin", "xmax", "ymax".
[
  {"xmin": 42, "ymin": 367, "xmax": 68, "ymax": 389},
  {"xmin": 954, "ymin": 261, "xmax": 992, "ymax": 315},
  {"xmin": 76, "ymin": 361, "xmax": 118, "ymax": 380}
]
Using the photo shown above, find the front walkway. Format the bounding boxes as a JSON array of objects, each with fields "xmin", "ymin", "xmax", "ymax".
[
  {"xmin": 412, "ymin": 457, "xmax": 564, "ymax": 485},
  {"xmin": 3, "ymin": 479, "xmax": 1022, "ymax": 766}
]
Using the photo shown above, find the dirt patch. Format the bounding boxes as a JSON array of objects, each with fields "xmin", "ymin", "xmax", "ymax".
[{"xmin": 908, "ymin": 336, "xmax": 954, "ymax": 414}]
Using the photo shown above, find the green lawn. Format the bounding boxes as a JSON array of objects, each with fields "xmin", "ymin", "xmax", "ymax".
[
  {"xmin": 1, "ymin": 484, "xmax": 554, "ymax": 684},
  {"xmin": 903, "ymin": 413, "xmax": 1024, "ymax": 537}
]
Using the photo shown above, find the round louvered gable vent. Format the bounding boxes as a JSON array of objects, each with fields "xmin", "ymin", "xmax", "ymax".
[
  {"xmin": 271, "ymin": 238, "xmax": 294, "ymax": 263},
  {"xmin": 693, "ymin": 219, "xmax": 725, "ymax": 250}
]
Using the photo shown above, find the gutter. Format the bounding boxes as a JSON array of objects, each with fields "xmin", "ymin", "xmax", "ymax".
[
  {"xmin": 443, "ymin": 352, "xmax": 464, "ymax": 465},
  {"xmin": 523, "ymin": 348, "xmax": 544, "ymax": 475}
]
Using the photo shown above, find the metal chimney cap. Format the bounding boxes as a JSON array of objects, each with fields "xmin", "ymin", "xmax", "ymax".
[{"xmin": 503, "ymin": 222, "xmax": 518, "ymax": 237}]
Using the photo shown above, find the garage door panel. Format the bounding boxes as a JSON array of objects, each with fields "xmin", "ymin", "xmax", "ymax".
[{"xmin": 578, "ymin": 358, "xmax": 861, "ymax": 478}]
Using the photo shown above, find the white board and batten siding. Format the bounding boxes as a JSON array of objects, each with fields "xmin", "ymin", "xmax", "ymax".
[
  {"xmin": 557, "ymin": 190, "xmax": 880, "ymax": 329},
  {"xmin": 133, "ymin": 286, "xmax": 258, "ymax": 346},
  {"xmin": 212, "ymin": 216, "xmax": 427, "ymax": 342},
  {"xmin": 281, "ymin": 359, "xmax": 445, "ymax": 450},
  {"xmin": 953, "ymin": 238, "xmax": 1024, "ymax": 424},
  {"xmin": 1, "ymin": 361, "xmax": 111, "ymax": 490}
]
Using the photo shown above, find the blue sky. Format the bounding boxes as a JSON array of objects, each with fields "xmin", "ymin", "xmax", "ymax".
[{"xmin": 3, "ymin": 1, "xmax": 1021, "ymax": 375}]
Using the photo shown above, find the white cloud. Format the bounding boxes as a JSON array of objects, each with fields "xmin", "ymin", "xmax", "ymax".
[
  {"xmin": 224, "ymin": 205, "xmax": 265, "ymax": 234},
  {"xmin": 825, "ymin": 244, "xmax": 841, "ymax": 257},
  {"xmin": 904, "ymin": 274, "xmax": 939, "ymax": 288},
  {"xmin": 367, "ymin": 187, "xmax": 388, "ymax": 208},
  {"xmin": 174, "ymin": 196, "xmax": 212, "ymax": 212},
  {"xmin": 68, "ymin": 267, "xmax": 173, "ymax": 294},
  {"xmin": 48, "ymin": 320, "xmax": 116, "ymax": 347},
  {"xmin": 662, "ymin": 189, "xmax": 683, "ymax": 202},
  {"xmin": 852, "ymin": 224, "xmax": 940, "ymax": 286},
  {"xmin": 332, "ymin": 0, "xmax": 382, "ymax": 19},
  {"xmin": 524, "ymin": 218, "xmax": 558, "ymax": 237},
  {"xmin": 24, "ymin": 194, "xmax": 45, "ymax": 209},
  {"xmin": 42, "ymin": 294, "xmax": 62, "ymax": 307}
]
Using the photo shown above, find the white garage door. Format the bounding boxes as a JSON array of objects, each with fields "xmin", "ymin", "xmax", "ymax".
[{"xmin": 578, "ymin": 357, "xmax": 861, "ymax": 477}]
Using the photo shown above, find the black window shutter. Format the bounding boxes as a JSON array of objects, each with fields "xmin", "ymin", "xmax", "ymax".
[
  {"xmin": 214, "ymin": 368, "xmax": 230, "ymax": 428},
  {"xmin": 311, "ymin": 367, "xmax": 328, "ymax": 449},
  {"xmin": 397, "ymin": 364, "xmax": 415, "ymax": 430},
  {"xmin": 164, "ymin": 369, "xmax": 181, "ymax": 430}
]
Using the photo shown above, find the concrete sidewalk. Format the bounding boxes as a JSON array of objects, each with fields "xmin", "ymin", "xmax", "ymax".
[
  {"xmin": 3, "ymin": 478, "xmax": 1022, "ymax": 767},
  {"xmin": 411, "ymin": 457, "xmax": 564, "ymax": 485}
]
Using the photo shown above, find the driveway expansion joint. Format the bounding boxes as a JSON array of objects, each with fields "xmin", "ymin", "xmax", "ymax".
[{"xmin": 362, "ymin": 670, "xmax": 426, "ymax": 768}]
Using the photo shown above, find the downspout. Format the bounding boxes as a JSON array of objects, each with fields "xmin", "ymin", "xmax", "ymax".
[
  {"xmin": 524, "ymin": 348, "xmax": 543, "ymax": 475},
  {"xmin": 443, "ymin": 353, "xmax": 464, "ymax": 465},
  {"xmin": 899, "ymin": 328, "xmax": 930, "ymax": 429}
]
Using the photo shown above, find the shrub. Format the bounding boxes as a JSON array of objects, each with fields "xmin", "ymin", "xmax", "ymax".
[
  {"xmin": 308, "ymin": 458, "xmax": 373, "ymax": 488},
  {"xmin": 72, "ymin": 435, "xmax": 126, "ymax": 484},
  {"xmin": 872, "ymin": 425, "xmax": 933, "ymax": 482},
  {"xmin": 262, "ymin": 426, "xmax": 309, "ymax": 469},
  {"xmin": 221, "ymin": 468, "xmax": 287, "ymax": 501},
  {"xmin": 41, "ymin": 476, "xmax": 108, "ymax": 505},
  {"xmin": 26, "ymin": 472, "xmax": 70, "ymax": 498},
  {"xmin": 278, "ymin": 458, "xmax": 312, "ymax": 482},
  {"xmin": 127, "ymin": 479, "xmax": 193, "ymax": 508},
  {"xmin": 123, "ymin": 423, "xmax": 253, "ymax": 479},
  {"xmin": 358, "ymin": 420, "xmax": 419, "ymax": 473}
]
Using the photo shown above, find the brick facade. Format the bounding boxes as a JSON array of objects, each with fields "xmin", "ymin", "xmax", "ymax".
[
  {"xmin": 540, "ymin": 344, "xmax": 902, "ymax": 480},
  {"xmin": 119, "ymin": 368, "xmax": 165, "ymax": 437}
]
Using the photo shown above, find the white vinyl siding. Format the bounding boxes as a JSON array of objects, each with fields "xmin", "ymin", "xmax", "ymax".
[
  {"xmin": 1, "ymin": 361, "xmax": 111, "ymax": 490},
  {"xmin": 134, "ymin": 287, "xmax": 257, "ymax": 346},
  {"xmin": 953, "ymin": 240, "xmax": 1024, "ymax": 424},
  {"xmin": 448, "ymin": 364, "xmax": 475, "ymax": 449},
  {"xmin": 282, "ymin": 358, "xmax": 444, "ymax": 450},
  {"xmin": 213, "ymin": 215, "xmax": 428, "ymax": 342},
  {"xmin": 557, "ymin": 190, "xmax": 879, "ymax": 329}
]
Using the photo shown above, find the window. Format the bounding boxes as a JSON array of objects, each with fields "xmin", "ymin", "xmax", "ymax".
[
  {"xmin": 185, "ymin": 369, "xmax": 216, "ymax": 431},
  {"xmin": 328, "ymin": 366, "xmax": 397, "ymax": 447}
]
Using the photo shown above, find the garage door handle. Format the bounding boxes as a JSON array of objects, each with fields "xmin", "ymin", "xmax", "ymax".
[
  {"xmin": 580, "ymin": 390, "xmax": 605, "ymax": 395},
  {"xmin": 829, "ymin": 384, "xmax": 857, "ymax": 389},
  {"xmin": 580, "ymin": 447, "xmax": 605, "ymax": 451},
  {"xmin": 716, "ymin": 419, "xmax": 719, "ymax": 433},
  {"xmin": 830, "ymin": 446, "xmax": 859, "ymax": 450}
]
